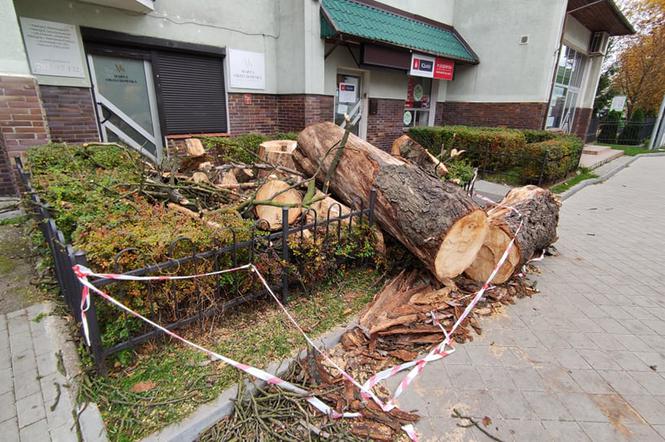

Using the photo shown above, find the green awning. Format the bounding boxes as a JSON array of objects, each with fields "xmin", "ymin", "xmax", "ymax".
[{"xmin": 320, "ymin": 0, "xmax": 479, "ymax": 64}]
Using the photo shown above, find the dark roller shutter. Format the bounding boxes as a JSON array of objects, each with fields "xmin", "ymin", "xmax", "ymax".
[{"xmin": 154, "ymin": 51, "xmax": 227, "ymax": 135}]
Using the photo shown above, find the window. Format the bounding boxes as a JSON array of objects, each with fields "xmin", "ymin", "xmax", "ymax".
[
  {"xmin": 403, "ymin": 77, "xmax": 432, "ymax": 128},
  {"xmin": 546, "ymin": 45, "xmax": 587, "ymax": 132},
  {"xmin": 153, "ymin": 51, "xmax": 227, "ymax": 135}
]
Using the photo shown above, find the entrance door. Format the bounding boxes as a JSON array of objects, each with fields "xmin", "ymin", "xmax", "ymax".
[
  {"xmin": 88, "ymin": 54, "xmax": 163, "ymax": 163},
  {"xmin": 335, "ymin": 74, "xmax": 363, "ymax": 136}
]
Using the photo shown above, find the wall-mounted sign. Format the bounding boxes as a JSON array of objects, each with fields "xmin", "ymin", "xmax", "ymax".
[
  {"xmin": 410, "ymin": 53, "xmax": 455, "ymax": 81},
  {"xmin": 229, "ymin": 49, "xmax": 265, "ymax": 90},
  {"xmin": 20, "ymin": 17, "xmax": 85, "ymax": 78},
  {"xmin": 610, "ymin": 95, "xmax": 627, "ymax": 112},
  {"xmin": 434, "ymin": 58, "xmax": 455, "ymax": 81},
  {"xmin": 338, "ymin": 82, "xmax": 357, "ymax": 103},
  {"xmin": 403, "ymin": 110, "xmax": 413, "ymax": 126}
]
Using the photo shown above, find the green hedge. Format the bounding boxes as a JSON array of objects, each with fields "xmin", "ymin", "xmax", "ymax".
[
  {"xmin": 520, "ymin": 135, "xmax": 584, "ymax": 183},
  {"xmin": 521, "ymin": 129, "xmax": 557, "ymax": 144},
  {"xmin": 408, "ymin": 125, "xmax": 583, "ymax": 184},
  {"xmin": 409, "ymin": 125, "xmax": 526, "ymax": 171}
]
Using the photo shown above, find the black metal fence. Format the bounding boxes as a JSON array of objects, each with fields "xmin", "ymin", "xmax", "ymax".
[
  {"xmin": 17, "ymin": 158, "xmax": 376, "ymax": 374},
  {"xmin": 596, "ymin": 118, "xmax": 656, "ymax": 146}
]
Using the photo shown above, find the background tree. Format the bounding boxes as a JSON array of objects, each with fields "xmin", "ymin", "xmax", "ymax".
[
  {"xmin": 594, "ymin": 67, "xmax": 618, "ymax": 117},
  {"xmin": 612, "ymin": 0, "xmax": 665, "ymax": 117}
]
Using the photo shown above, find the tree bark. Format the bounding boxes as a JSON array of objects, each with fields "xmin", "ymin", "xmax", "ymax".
[
  {"xmin": 391, "ymin": 134, "xmax": 447, "ymax": 177},
  {"xmin": 465, "ymin": 185, "xmax": 560, "ymax": 284},
  {"xmin": 294, "ymin": 122, "xmax": 488, "ymax": 281}
]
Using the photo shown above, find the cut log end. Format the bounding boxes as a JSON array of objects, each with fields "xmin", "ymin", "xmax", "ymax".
[
  {"xmin": 464, "ymin": 225, "xmax": 521, "ymax": 284},
  {"xmin": 255, "ymin": 179, "xmax": 302, "ymax": 230},
  {"xmin": 465, "ymin": 185, "xmax": 560, "ymax": 284},
  {"xmin": 434, "ymin": 209, "xmax": 489, "ymax": 279}
]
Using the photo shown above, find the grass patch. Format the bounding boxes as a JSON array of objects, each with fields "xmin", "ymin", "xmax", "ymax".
[
  {"xmin": 597, "ymin": 143, "xmax": 653, "ymax": 156},
  {"xmin": 550, "ymin": 168, "xmax": 598, "ymax": 194},
  {"xmin": 0, "ymin": 214, "xmax": 28, "ymax": 226},
  {"xmin": 81, "ymin": 267, "xmax": 381, "ymax": 442}
]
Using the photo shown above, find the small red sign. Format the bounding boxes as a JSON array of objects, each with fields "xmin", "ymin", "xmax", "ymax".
[{"xmin": 434, "ymin": 58, "xmax": 454, "ymax": 80}]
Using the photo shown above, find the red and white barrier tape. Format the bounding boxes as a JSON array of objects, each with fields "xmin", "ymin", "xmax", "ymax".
[{"xmin": 73, "ymin": 264, "xmax": 359, "ymax": 420}]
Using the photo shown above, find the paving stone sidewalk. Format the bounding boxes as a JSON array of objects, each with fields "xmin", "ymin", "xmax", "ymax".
[
  {"xmin": 1, "ymin": 303, "xmax": 106, "ymax": 441},
  {"xmin": 390, "ymin": 156, "xmax": 665, "ymax": 441}
]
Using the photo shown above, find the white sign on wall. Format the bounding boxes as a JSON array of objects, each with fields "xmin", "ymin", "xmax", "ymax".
[
  {"xmin": 610, "ymin": 95, "xmax": 627, "ymax": 112},
  {"xmin": 228, "ymin": 49, "xmax": 265, "ymax": 90},
  {"xmin": 20, "ymin": 17, "xmax": 85, "ymax": 78}
]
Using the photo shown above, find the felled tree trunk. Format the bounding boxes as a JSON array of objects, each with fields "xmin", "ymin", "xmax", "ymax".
[
  {"xmin": 391, "ymin": 135, "xmax": 447, "ymax": 177},
  {"xmin": 465, "ymin": 185, "xmax": 560, "ymax": 284},
  {"xmin": 294, "ymin": 122, "xmax": 488, "ymax": 281}
]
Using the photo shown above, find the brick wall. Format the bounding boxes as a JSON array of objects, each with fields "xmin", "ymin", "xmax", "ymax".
[
  {"xmin": 366, "ymin": 98, "xmax": 405, "ymax": 151},
  {"xmin": 572, "ymin": 107, "xmax": 592, "ymax": 141},
  {"xmin": 0, "ymin": 131, "xmax": 16, "ymax": 197},
  {"xmin": 41, "ymin": 85, "xmax": 99, "ymax": 143},
  {"xmin": 228, "ymin": 93, "xmax": 334, "ymax": 135},
  {"xmin": 0, "ymin": 75, "xmax": 49, "ymax": 158},
  {"xmin": 435, "ymin": 101, "xmax": 548, "ymax": 130},
  {"xmin": 228, "ymin": 93, "xmax": 279, "ymax": 135}
]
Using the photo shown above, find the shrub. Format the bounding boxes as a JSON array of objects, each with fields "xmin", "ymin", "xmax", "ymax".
[
  {"xmin": 521, "ymin": 129, "xmax": 557, "ymax": 144},
  {"xmin": 409, "ymin": 125, "xmax": 526, "ymax": 171},
  {"xmin": 520, "ymin": 135, "xmax": 584, "ymax": 183}
]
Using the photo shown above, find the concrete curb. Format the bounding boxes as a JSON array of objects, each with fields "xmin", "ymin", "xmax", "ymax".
[
  {"xmin": 40, "ymin": 302, "xmax": 110, "ymax": 442},
  {"xmin": 560, "ymin": 152, "xmax": 665, "ymax": 201},
  {"xmin": 142, "ymin": 320, "xmax": 359, "ymax": 442}
]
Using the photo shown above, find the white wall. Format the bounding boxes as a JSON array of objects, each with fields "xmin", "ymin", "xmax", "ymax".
[
  {"xmin": 562, "ymin": 16, "xmax": 591, "ymax": 54},
  {"xmin": 12, "ymin": 0, "xmax": 283, "ymax": 93},
  {"xmin": 375, "ymin": 0, "xmax": 454, "ymax": 25},
  {"xmin": 447, "ymin": 0, "xmax": 568, "ymax": 103},
  {"xmin": 0, "ymin": 0, "xmax": 31, "ymax": 75}
]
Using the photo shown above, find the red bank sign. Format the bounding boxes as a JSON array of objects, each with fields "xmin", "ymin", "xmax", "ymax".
[{"xmin": 410, "ymin": 53, "xmax": 454, "ymax": 81}]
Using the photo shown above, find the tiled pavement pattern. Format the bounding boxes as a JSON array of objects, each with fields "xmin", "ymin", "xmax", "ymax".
[
  {"xmin": 1, "ymin": 304, "xmax": 79, "ymax": 441},
  {"xmin": 390, "ymin": 157, "xmax": 665, "ymax": 441}
]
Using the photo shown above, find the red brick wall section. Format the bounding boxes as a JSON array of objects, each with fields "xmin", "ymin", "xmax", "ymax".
[
  {"xmin": 228, "ymin": 93, "xmax": 279, "ymax": 135},
  {"xmin": 366, "ymin": 98, "xmax": 405, "ymax": 151},
  {"xmin": 436, "ymin": 101, "xmax": 548, "ymax": 129},
  {"xmin": 0, "ymin": 131, "xmax": 17, "ymax": 196},
  {"xmin": 278, "ymin": 95, "xmax": 306, "ymax": 134},
  {"xmin": 228, "ymin": 93, "xmax": 334, "ymax": 135},
  {"xmin": 40, "ymin": 85, "xmax": 99, "ymax": 143},
  {"xmin": 0, "ymin": 75, "xmax": 50, "ymax": 157},
  {"xmin": 303, "ymin": 95, "xmax": 334, "ymax": 127},
  {"xmin": 572, "ymin": 107, "xmax": 592, "ymax": 140}
]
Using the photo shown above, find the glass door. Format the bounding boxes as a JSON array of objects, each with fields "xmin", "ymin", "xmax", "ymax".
[
  {"xmin": 335, "ymin": 74, "xmax": 362, "ymax": 136},
  {"xmin": 546, "ymin": 45, "xmax": 587, "ymax": 133},
  {"xmin": 88, "ymin": 54, "xmax": 163, "ymax": 163}
]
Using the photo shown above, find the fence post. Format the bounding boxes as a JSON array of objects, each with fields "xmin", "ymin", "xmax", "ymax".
[
  {"xmin": 281, "ymin": 207, "xmax": 289, "ymax": 304},
  {"xmin": 74, "ymin": 251, "xmax": 107, "ymax": 375}
]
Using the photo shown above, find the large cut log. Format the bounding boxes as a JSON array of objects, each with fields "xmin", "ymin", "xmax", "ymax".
[
  {"xmin": 294, "ymin": 122, "xmax": 488, "ymax": 281},
  {"xmin": 465, "ymin": 185, "xmax": 560, "ymax": 284},
  {"xmin": 391, "ymin": 135, "xmax": 447, "ymax": 177},
  {"xmin": 254, "ymin": 179, "xmax": 302, "ymax": 231}
]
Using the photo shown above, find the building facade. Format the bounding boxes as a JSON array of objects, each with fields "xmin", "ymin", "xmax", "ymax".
[{"xmin": 0, "ymin": 0, "xmax": 633, "ymax": 194}]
